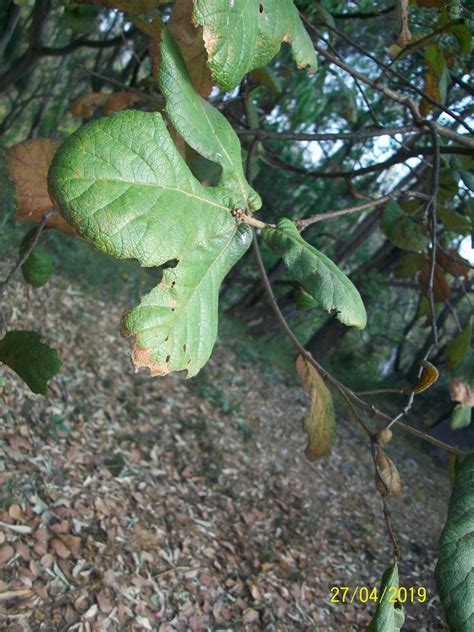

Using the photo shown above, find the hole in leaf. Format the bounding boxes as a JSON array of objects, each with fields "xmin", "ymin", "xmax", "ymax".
[
  {"xmin": 183, "ymin": 344, "xmax": 187, "ymax": 352},
  {"xmin": 259, "ymin": 3, "xmax": 264, "ymax": 13},
  {"xmin": 171, "ymin": 281, "xmax": 176, "ymax": 288},
  {"xmin": 171, "ymin": 308, "xmax": 175, "ymax": 312},
  {"xmin": 166, "ymin": 354, "xmax": 170, "ymax": 363},
  {"xmin": 164, "ymin": 335, "xmax": 169, "ymax": 342}
]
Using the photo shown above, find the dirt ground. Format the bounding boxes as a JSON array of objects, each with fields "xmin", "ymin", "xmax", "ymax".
[{"xmin": 0, "ymin": 272, "xmax": 451, "ymax": 631}]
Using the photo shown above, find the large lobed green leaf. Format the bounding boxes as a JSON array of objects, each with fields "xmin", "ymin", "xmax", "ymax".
[
  {"xmin": 435, "ymin": 453, "xmax": 474, "ymax": 631},
  {"xmin": 193, "ymin": 0, "xmax": 317, "ymax": 91},
  {"xmin": 49, "ymin": 31, "xmax": 259, "ymax": 377},
  {"xmin": 263, "ymin": 219, "xmax": 367, "ymax": 329},
  {"xmin": 0, "ymin": 330, "xmax": 60, "ymax": 395},
  {"xmin": 367, "ymin": 563, "xmax": 405, "ymax": 631}
]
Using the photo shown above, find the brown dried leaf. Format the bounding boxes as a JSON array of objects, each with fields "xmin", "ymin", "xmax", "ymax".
[
  {"xmin": 419, "ymin": 261, "xmax": 450, "ymax": 302},
  {"xmin": 375, "ymin": 448, "xmax": 401, "ymax": 496},
  {"xmin": 403, "ymin": 360, "xmax": 439, "ymax": 394},
  {"xmin": 295, "ymin": 355, "xmax": 336, "ymax": 460},
  {"xmin": 8, "ymin": 504, "xmax": 24, "ymax": 521},
  {"xmin": 103, "ymin": 92, "xmax": 142, "ymax": 114},
  {"xmin": 437, "ymin": 250, "xmax": 472, "ymax": 278},
  {"xmin": 168, "ymin": 0, "xmax": 213, "ymax": 97},
  {"xmin": 50, "ymin": 538, "xmax": 71, "ymax": 559},
  {"xmin": 0, "ymin": 544, "xmax": 15, "ymax": 564},
  {"xmin": 59, "ymin": 534, "xmax": 82, "ymax": 558},
  {"xmin": 449, "ymin": 378, "xmax": 474, "ymax": 407},
  {"xmin": 7, "ymin": 139, "xmax": 76, "ymax": 235},
  {"xmin": 70, "ymin": 92, "xmax": 108, "ymax": 119}
]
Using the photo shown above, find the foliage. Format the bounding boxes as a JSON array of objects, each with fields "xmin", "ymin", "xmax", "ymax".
[
  {"xmin": 0, "ymin": 330, "xmax": 60, "ymax": 395},
  {"xmin": 263, "ymin": 219, "xmax": 367, "ymax": 329},
  {"xmin": 1, "ymin": 0, "xmax": 473, "ymax": 628},
  {"xmin": 435, "ymin": 453, "xmax": 474, "ymax": 631},
  {"xmin": 295, "ymin": 354, "xmax": 336, "ymax": 459},
  {"xmin": 367, "ymin": 563, "xmax": 405, "ymax": 632}
]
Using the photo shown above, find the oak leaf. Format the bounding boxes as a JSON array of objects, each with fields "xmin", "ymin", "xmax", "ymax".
[
  {"xmin": 193, "ymin": 0, "xmax": 317, "ymax": 91},
  {"xmin": 48, "ymin": 31, "xmax": 260, "ymax": 377}
]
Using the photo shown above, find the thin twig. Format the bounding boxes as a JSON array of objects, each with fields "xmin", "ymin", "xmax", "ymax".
[
  {"xmin": 295, "ymin": 191, "xmax": 429, "ymax": 229},
  {"xmin": 236, "ymin": 125, "xmax": 423, "ymax": 143},
  {"xmin": 425, "ymin": 121, "xmax": 440, "ymax": 346},
  {"xmin": 311, "ymin": 17, "xmax": 473, "ymax": 136},
  {"xmin": 76, "ymin": 64, "xmax": 163, "ymax": 108},
  {"xmin": 382, "ymin": 496, "xmax": 400, "ymax": 560},
  {"xmin": 304, "ymin": 30, "xmax": 474, "ymax": 150}
]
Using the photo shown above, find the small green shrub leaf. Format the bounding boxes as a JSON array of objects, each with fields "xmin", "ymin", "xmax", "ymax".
[
  {"xmin": 193, "ymin": 0, "xmax": 317, "ymax": 91},
  {"xmin": 367, "ymin": 563, "xmax": 405, "ymax": 631},
  {"xmin": 262, "ymin": 218, "xmax": 367, "ymax": 329},
  {"xmin": 0, "ymin": 330, "xmax": 61, "ymax": 395},
  {"xmin": 435, "ymin": 453, "xmax": 474, "ymax": 631},
  {"xmin": 451, "ymin": 404, "xmax": 472, "ymax": 430}
]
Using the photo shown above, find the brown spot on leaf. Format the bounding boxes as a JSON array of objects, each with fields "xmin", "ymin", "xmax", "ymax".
[
  {"xmin": 203, "ymin": 26, "xmax": 218, "ymax": 56},
  {"xmin": 131, "ymin": 341, "xmax": 170, "ymax": 377}
]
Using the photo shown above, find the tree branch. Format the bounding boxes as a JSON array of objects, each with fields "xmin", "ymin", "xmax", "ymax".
[
  {"xmin": 236, "ymin": 125, "xmax": 423, "ymax": 143},
  {"xmin": 305, "ymin": 31, "xmax": 474, "ymax": 150},
  {"xmin": 294, "ymin": 191, "xmax": 430, "ymax": 229},
  {"xmin": 251, "ymin": 232, "xmax": 465, "ymax": 458}
]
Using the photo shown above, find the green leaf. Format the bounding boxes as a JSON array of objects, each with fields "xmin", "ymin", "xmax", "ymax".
[
  {"xmin": 393, "ymin": 253, "xmax": 425, "ymax": 279},
  {"xmin": 20, "ymin": 229, "xmax": 53, "ymax": 288},
  {"xmin": 0, "ymin": 330, "xmax": 61, "ymax": 395},
  {"xmin": 49, "ymin": 33, "xmax": 256, "ymax": 377},
  {"xmin": 63, "ymin": 4, "xmax": 99, "ymax": 33},
  {"xmin": 450, "ymin": 23, "xmax": 473, "ymax": 55},
  {"xmin": 367, "ymin": 563, "xmax": 405, "ymax": 631},
  {"xmin": 437, "ymin": 169, "xmax": 460, "ymax": 202},
  {"xmin": 382, "ymin": 200, "xmax": 430, "ymax": 251},
  {"xmin": 193, "ymin": 0, "xmax": 317, "ymax": 91},
  {"xmin": 435, "ymin": 453, "xmax": 474, "ymax": 631},
  {"xmin": 263, "ymin": 219, "xmax": 367, "ymax": 328},
  {"xmin": 437, "ymin": 205, "xmax": 472, "ymax": 234},
  {"xmin": 445, "ymin": 320, "xmax": 472, "ymax": 370},
  {"xmin": 160, "ymin": 29, "xmax": 261, "ymax": 210},
  {"xmin": 21, "ymin": 250, "xmax": 53, "ymax": 288},
  {"xmin": 296, "ymin": 354, "xmax": 336, "ymax": 460},
  {"xmin": 451, "ymin": 404, "xmax": 472, "ymax": 429}
]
